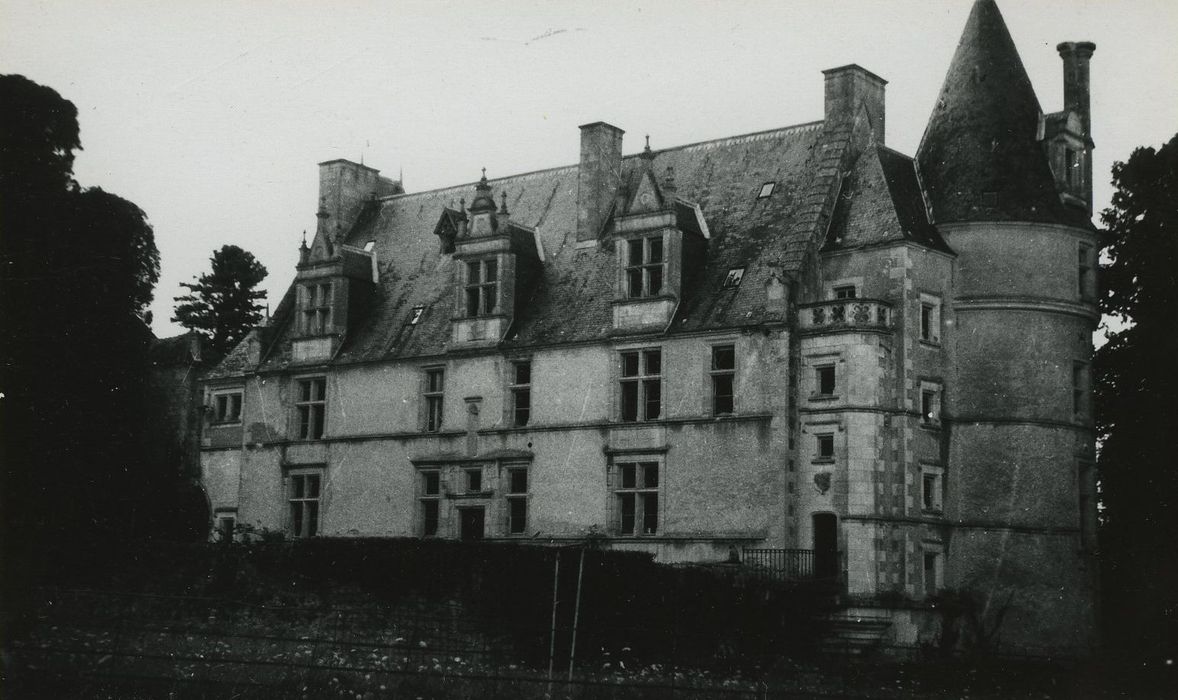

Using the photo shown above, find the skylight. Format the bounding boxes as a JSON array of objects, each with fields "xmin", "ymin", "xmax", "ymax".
[
  {"xmin": 758, "ymin": 182, "xmax": 775, "ymax": 199},
  {"xmin": 364, "ymin": 240, "xmax": 376, "ymax": 252},
  {"xmin": 723, "ymin": 267, "xmax": 745, "ymax": 288},
  {"xmin": 409, "ymin": 306, "xmax": 425, "ymax": 325}
]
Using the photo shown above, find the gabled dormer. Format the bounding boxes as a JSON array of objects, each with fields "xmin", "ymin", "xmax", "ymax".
[
  {"xmin": 291, "ymin": 198, "xmax": 378, "ymax": 363},
  {"xmin": 1042, "ymin": 41, "xmax": 1096, "ymax": 215},
  {"xmin": 609, "ymin": 141, "xmax": 708, "ymax": 333},
  {"xmin": 448, "ymin": 171, "xmax": 543, "ymax": 347}
]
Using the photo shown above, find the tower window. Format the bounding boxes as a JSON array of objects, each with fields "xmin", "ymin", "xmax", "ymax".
[
  {"xmin": 833, "ymin": 285, "xmax": 857, "ymax": 299},
  {"xmin": 815, "ymin": 365, "xmax": 836, "ymax": 396},
  {"xmin": 816, "ymin": 433, "xmax": 835, "ymax": 460},
  {"xmin": 626, "ymin": 236, "xmax": 665, "ymax": 298},
  {"xmin": 1078, "ymin": 244, "xmax": 1093, "ymax": 300}
]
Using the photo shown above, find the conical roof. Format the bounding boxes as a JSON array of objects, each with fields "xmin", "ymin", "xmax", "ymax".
[{"xmin": 917, "ymin": 0, "xmax": 1085, "ymax": 226}]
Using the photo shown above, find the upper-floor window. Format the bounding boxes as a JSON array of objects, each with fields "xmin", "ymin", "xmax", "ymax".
[
  {"xmin": 710, "ymin": 345, "xmax": 735, "ymax": 415},
  {"xmin": 921, "ymin": 464, "xmax": 944, "ymax": 514},
  {"xmin": 424, "ymin": 367, "xmax": 445, "ymax": 432},
  {"xmin": 288, "ymin": 468, "xmax": 323, "ymax": 538},
  {"xmin": 815, "ymin": 433, "xmax": 835, "ymax": 461},
  {"xmin": 295, "ymin": 377, "xmax": 326, "ymax": 440},
  {"xmin": 465, "ymin": 259, "xmax": 499, "ymax": 316},
  {"xmin": 211, "ymin": 390, "xmax": 243, "ymax": 424},
  {"xmin": 464, "ymin": 467, "xmax": 483, "ymax": 493},
  {"xmin": 919, "ymin": 294, "xmax": 942, "ymax": 344},
  {"xmin": 301, "ymin": 282, "xmax": 332, "ymax": 335},
  {"xmin": 620, "ymin": 349, "xmax": 661, "ymax": 422},
  {"xmin": 615, "ymin": 460, "xmax": 660, "ymax": 535},
  {"xmin": 815, "ymin": 365, "xmax": 836, "ymax": 397},
  {"xmin": 510, "ymin": 360, "xmax": 531, "ymax": 427},
  {"xmin": 1073, "ymin": 361, "xmax": 1088, "ymax": 418},
  {"xmin": 833, "ymin": 285, "xmax": 857, "ymax": 299},
  {"xmin": 920, "ymin": 381, "xmax": 942, "ymax": 427},
  {"xmin": 1078, "ymin": 244, "xmax": 1093, "ymax": 300},
  {"xmin": 626, "ymin": 235, "xmax": 665, "ymax": 298}
]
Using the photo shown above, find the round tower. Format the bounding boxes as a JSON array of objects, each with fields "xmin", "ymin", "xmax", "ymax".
[{"xmin": 916, "ymin": 0, "xmax": 1098, "ymax": 655}]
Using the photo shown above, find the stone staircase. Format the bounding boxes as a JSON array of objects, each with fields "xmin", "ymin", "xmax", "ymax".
[{"xmin": 817, "ymin": 608, "xmax": 893, "ymax": 657}]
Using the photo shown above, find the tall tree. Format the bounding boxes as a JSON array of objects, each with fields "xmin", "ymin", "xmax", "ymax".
[
  {"xmin": 172, "ymin": 245, "xmax": 268, "ymax": 358},
  {"xmin": 1095, "ymin": 132, "xmax": 1178, "ymax": 654},
  {"xmin": 1, "ymin": 75, "xmax": 161, "ymax": 563}
]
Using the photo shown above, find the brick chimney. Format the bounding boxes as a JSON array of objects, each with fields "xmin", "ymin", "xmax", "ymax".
[
  {"xmin": 822, "ymin": 65, "xmax": 887, "ymax": 142},
  {"xmin": 576, "ymin": 122, "xmax": 624, "ymax": 243},
  {"xmin": 1057, "ymin": 41, "xmax": 1096, "ymax": 139}
]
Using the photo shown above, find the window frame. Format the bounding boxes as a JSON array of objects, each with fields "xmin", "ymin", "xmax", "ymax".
[
  {"xmin": 1072, "ymin": 361, "xmax": 1088, "ymax": 418},
  {"xmin": 619, "ymin": 348, "xmax": 662, "ymax": 422},
  {"xmin": 300, "ymin": 281, "xmax": 333, "ymax": 336},
  {"xmin": 418, "ymin": 468, "xmax": 442, "ymax": 537},
  {"xmin": 922, "ymin": 543, "xmax": 944, "ymax": 595},
  {"xmin": 1077, "ymin": 243, "xmax": 1093, "ymax": 300},
  {"xmin": 624, "ymin": 234, "xmax": 666, "ymax": 299},
  {"xmin": 921, "ymin": 464, "xmax": 944, "ymax": 514},
  {"xmin": 710, "ymin": 344, "xmax": 736, "ymax": 416},
  {"xmin": 510, "ymin": 360, "xmax": 532, "ymax": 427},
  {"xmin": 920, "ymin": 381, "xmax": 943, "ymax": 428},
  {"xmin": 423, "ymin": 366, "xmax": 445, "ymax": 432},
  {"xmin": 464, "ymin": 258, "xmax": 500, "ymax": 317},
  {"xmin": 505, "ymin": 464, "xmax": 530, "ymax": 536},
  {"xmin": 210, "ymin": 389, "xmax": 244, "ymax": 425},
  {"xmin": 815, "ymin": 432, "xmax": 835, "ymax": 462},
  {"xmin": 833, "ymin": 285, "xmax": 857, "ymax": 299},
  {"xmin": 288, "ymin": 467, "xmax": 324, "ymax": 539},
  {"xmin": 919, "ymin": 293, "xmax": 942, "ymax": 345},
  {"xmin": 613, "ymin": 459, "xmax": 661, "ymax": 536},
  {"xmin": 815, "ymin": 364, "xmax": 836, "ymax": 397},
  {"xmin": 294, "ymin": 376, "xmax": 327, "ymax": 440}
]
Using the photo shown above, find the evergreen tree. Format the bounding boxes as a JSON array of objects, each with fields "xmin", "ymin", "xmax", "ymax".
[
  {"xmin": 172, "ymin": 245, "xmax": 268, "ymax": 358},
  {"xmin": 1095, "ymin": 132, "xmax": 1178, "ymax": 654}
]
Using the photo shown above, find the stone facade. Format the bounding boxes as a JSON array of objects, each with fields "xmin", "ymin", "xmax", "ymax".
[{"xmin": 197, "ymin": 0, "xmax": 1098, "ymax": 655}]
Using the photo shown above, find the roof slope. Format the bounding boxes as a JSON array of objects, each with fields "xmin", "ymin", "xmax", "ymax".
[{"xmin": 916, "ymin": 0, "xmax": 1086, "ymax": 227}]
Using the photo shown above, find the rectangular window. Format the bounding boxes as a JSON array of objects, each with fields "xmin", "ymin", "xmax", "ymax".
[
  {"xmin": 212, "ymin": 391, "xmax": 243, "ymax": 424},
  {"xmin": 510, "ymin": 360, "xmax": 532, "ymax": 427},
  {"xmin": 816, "ymin": 365, "xmax": 836, "ymax": 396},
  {"xmin": 215, "ymin": 513, "xmax": 236, "ymax": 542},
  {"xmin": 506, "ymin": 466, "xmax": 529, "ymax": 535},
  {"xmin": 920, "ymin": 382, "xmax": 942, "ymax": 427},
  {"xmin": 615, "ymin": 461, "xmax": 659, "ymax": 535},
  {"xmin": 420, "ymin": 469, "xmax": 441, "ymax": 537},
  {"xmin": 302, "ymin": 282, "xmax": 332, "ymax": 335},
  {"xmin": 710, "ymin": 345, "xmax": 735, "ymax": 415},
  {"xmin": 816, "ymin": 433, "xmax": 835, "ymax": 460},
  {"xmin": 923, "ymin": 545, "xmax": 943, "ymax": 595},
  {"xmin": 424, "ymin": 368, "xmax": 445, "ymax": 432},
  {"xmin": 295, "ymin": 378, "xmax": 326, "ymax": 440},
  {"xmin": 625, "ymin": 235, "xmax": 665, "ymax": 298},
  {"xmin": 465, "ymin": 467, "xmax": 483, "ymax": 493},
  {"xmin": 465, "ymin": 259, "xmax": 499, "ymax": 316},
  {"xmin": 919, "ymin": 299, "xmax": 941, "ymax": 345},
  {"xmin": 1073, "ymin": 362, "xmax": 1087, "ymax": 417},
  {"xmin": 833, "ymin": 285, "xmax": 857, "ymax": 299},
  {"xmin": 620, "ymin": 349, "xmax": 661, "ymax": 422},
  {"xmin": 289, "ymin": 470, "xmax": 322, "ymax": 538},
  {"xmin": 1078, "ymin": 244, "xmax": 1093, "ymax": 299},
  {"xmin": 921, "ymin": 465, "xmax": 944, "ymax": 513}
]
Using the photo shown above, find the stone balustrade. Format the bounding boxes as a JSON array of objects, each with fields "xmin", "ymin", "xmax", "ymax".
[{"xmin": 797, "ymin": 298, "xmax": 893, "ymax": 332}]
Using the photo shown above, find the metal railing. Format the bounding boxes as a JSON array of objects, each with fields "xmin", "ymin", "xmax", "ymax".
[{"xmin": 741, "ymin": 548, "xmax": 814, "ymax": 580}]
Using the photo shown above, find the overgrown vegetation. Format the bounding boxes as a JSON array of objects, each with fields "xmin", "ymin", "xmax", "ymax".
[{"xmin": 173, "ymin": 244, "xmax": 268, "ymax": 359}]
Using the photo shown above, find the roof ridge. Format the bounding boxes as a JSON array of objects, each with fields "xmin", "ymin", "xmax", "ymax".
[{"xmin": 376, "ymin": 120, "xmax": 826, "ymax": 204}]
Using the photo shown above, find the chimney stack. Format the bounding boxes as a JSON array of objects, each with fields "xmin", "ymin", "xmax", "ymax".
[
  {"xmin": 1057, "ymin": 41, "xmax": 1096, "ymax": 139},
  {"xmin": 822, "ymin": 65, "xmax": 887, "ymax": 143},
  {"xmin": 576, "ymin": 122, "xmax": 624, "ymax": 243}
]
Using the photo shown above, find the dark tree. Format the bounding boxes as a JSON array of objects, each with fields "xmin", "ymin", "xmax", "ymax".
[
  {"xmin": 1094, "ymin": 132, "xmax": 1178, "ymax": 655},
  {"xmin": 1, "ymin": 75, "xmax": 161, "ymax": 577},
  {"xmin": 173, "ymin": 245, "xmax": 268, "ymax": 358}
]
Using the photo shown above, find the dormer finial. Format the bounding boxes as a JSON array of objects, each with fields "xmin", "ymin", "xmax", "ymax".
[{"xmin": 499, "ymin": 190, "xmax": 509, "ymax": 215}]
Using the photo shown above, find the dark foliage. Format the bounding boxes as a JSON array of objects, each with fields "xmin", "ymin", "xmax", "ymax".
[
  {"xmin": 1095, "ymin": 132, "xmax": 1178, "ymax": 655},
  {"xmin": 173, "ymin": 245, "xmax": 268, "ymax": 358},
  {"xmin": 0, "ymin": 75, "xmax": 164, "ymax": 594}
]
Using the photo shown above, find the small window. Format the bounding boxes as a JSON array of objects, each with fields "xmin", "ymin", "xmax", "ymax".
[
  {"xmin": 816, "ymin": 365, "xmax": 836, "ymax": 396},
  {"xmin": 506, "ymin": 466, "xmax": 529, "ymax": 535},
  {"xmin": 424, "ymin": 368, "xmax": 445, "ymax": 432},
  {"xmin": 211, "ymin": 391, "xmax": 243, "ymax": 424},
  {"xmin": 1073, "ymin": 362, "xmax": 1087, "ymax": 417},
  {"xmin": 295, "ymin": 378, "xmax": 327, "ymax": 440},
  {"xmin": 919, "ymin": 295, "xmax": 941, "ymax": 344},
  {"xmin": 215, "ymin": 514, "xmax": 236, "ymax": 542},
  {"xmin": 920, "ymin": 382, "xmax": 942, "ymax": 426},
  {"xmin": 722, "ymin": 267, "xmax": 745, "ymax": 288},
  {"xmin": 409, "ymin": 306, "xmax": 425, "ymax": 325},
  {"xmin": 816, "ymin": 433, "xmax": 835, "ymax": 460},
  {"xmin": 1078, "ymin": 244, "xmax": 1093, "ymax": 300},
  {"xmin": 301, "ymin": 282, "xmax": 333, "ymax": 335},
  {"xmin": 833, "ymin": 285, "xmax": 857, "ymax": 299},
  {"xmin": 289, "ymin": 469, "xmax": 323, "ymax": 538},
  {"xmin": 465, "ymin": 258, "xmax": 499, "ymax": 317},
  {"xmin": 923, "ymin": 548, "xmax": 943, "ymax": 595},
  {"xmin": 420, "ymin": 469, "xmax": 441, "ymax": 537},
  {"xmin": 510, "ymin": 360, "xmax": 532, "ymax": 427},
  {"xmin": 921, "ymin": 465, "xmax": 944, "ymax": 513},
  {"xmin": 615, "ymin": 461, "xmax": 660, "ymax": 535},
  {"xmin": 710, "ymin": 345, "xmax": 735, "ymax": 415},
  {"xmin": 625, "ymin": 236, "xmax": 665, "ymax": 298},
  {"xmin": 758, "ymin": 182, "xmax": 775, "ymax": 199},
  {"xmin": 620, "ymin": 349, "xmax": 662, "ymax": 422},
  {"xmin": 465, "ymin": 468, "xmax": 483, "ymax": 493}
]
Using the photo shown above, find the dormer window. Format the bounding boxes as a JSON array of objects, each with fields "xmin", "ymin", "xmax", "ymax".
[
  {"xmin": 465, "ymin": 259, "xmax": 499, "ymax": 316},
  {"xmin": 758, "ymin": 182, "xmax": 775, "ymax": 199},
  {"xmin": 300, "ymin": 282, "xmax": 332, "ymax": 335},
  {"xmin": 626, "ymin": 235, "xmax": 664, "ymax": 298}
]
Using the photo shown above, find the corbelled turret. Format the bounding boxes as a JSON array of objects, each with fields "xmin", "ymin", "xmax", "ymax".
[{"xmin": 916, "ymin": 0, "xmax": 1085, "ymax": 226}]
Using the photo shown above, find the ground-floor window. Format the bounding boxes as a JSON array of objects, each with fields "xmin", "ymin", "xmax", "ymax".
[
  {"xmin": 613, "ymin": 460, "xmax": 660, "ymax": 535},
  {"xmin": 288, "ymin": 468, "xmax": 323, "ymax": 538},
  {"xmin": 505, "ymin": 465, "xmax": 529, "ymax": 535}
]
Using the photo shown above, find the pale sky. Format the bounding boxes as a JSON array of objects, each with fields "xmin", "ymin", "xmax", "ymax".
[{"xmin": 2, "ymin": 0, "xmax": 1175, "ymax": 338}]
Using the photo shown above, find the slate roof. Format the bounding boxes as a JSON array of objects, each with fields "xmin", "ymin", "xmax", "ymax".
[
  {"xmin": 916, "ymin": 0, "xmax": 1088, "ymax": 228},
  {"xmin": 246, "ymin": 121, "xmax": 849, "ymax": 371}
]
